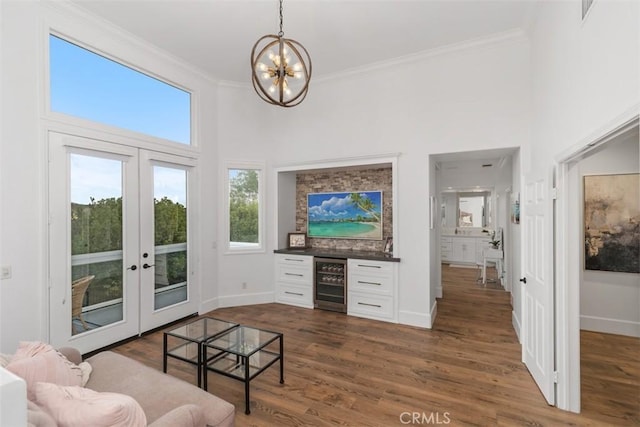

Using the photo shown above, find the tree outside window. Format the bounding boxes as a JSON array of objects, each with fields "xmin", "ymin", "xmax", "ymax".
[{"xmin": 229, "ymin": 168, "xmax": 261, "ymax": 248}]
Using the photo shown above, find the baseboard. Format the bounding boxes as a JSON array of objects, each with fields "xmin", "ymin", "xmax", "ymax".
[
  {"xmin": 512, "ymin": 310, "xmax": 521, "ymax": 343},
  {"xmin": 436, "ymin": 285, "xmax": 443, "ymax": 299},
  {"xmin": 399, "ymin": 309, "xmax": 432, "ymax": 328},
  {"xmin": 580, "ymin": 315, "xmax": 640, "ymax": 338},
  {"xmin": 430, "ymin": 300, "xmax": 437, "ymax": 327},
  {"xmin": 199, "ymin": 297, "xmax": 220, "ymax": 315},
  {"xmin": 213, "ymin": 291, "xmax": 275, "ymax": 308}
]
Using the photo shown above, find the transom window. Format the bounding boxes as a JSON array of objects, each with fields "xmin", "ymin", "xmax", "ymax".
[{"xmin": 49, "ymin": 34, "xmax": 191, "ymax": 145}]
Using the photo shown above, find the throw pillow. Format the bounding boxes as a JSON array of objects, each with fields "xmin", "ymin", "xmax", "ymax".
[
  {"xmin": 34, "ymin": 382, "xmax": 147, "ymax": 427},
  {"xmin": 78, "ymin": 361, "xmax": 92, "ymax": 386},
  {"xmin": 6, "ymin": 341, "xmax": 82, "ymax": 400}
]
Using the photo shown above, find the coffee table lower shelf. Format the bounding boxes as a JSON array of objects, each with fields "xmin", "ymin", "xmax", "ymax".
[{"xmin": 203, "ymin": 330, "xmax": 284, "ymax": 415}]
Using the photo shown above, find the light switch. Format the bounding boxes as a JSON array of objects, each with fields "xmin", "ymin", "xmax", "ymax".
[{"xmin": 1, "ymin": 265, "xmax": 11, "ymax": 280}]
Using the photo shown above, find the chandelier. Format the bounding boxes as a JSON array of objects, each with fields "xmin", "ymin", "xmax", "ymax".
[{"xmin": 251, "ymin": 0, "xmax": 312, "ymax": 107}]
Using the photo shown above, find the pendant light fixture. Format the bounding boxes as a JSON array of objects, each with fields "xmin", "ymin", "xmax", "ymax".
[{"xmin": 251, "ymin": 0, "xmax": 312, "ymax": 107}]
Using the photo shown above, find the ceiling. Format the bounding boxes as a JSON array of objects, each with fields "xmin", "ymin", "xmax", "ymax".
[{"xmin": 70, "ymin": 0, "xmax": 535, "ymax": 84}]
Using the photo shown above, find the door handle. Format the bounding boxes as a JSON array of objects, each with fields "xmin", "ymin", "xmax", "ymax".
[
  {"xmin": 143, "ymin": 263, "xmax": 155, "ymax": 269},
  {"xmin": 519, "ymin": 277, "xmax": 527, "ymax": 284},
  {"xmin": 127, "ymin": 265, "xmax": 137, "ymax": 271}
]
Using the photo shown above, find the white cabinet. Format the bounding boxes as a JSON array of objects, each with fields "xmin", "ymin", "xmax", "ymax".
[
  {"xmin": 347, "ymin": 259, "xmax": 397, "ymax": 322},
  {"xmin": 451, "ymin": 238, "xmax": 476, "ymax": 264},
  {"xmin": 442, "ymin": 236, "xmax": 496, "ymax": 265},
  {"xmin": 441, "ymin": 237, "xmax": 453, "ymax": 261},
  {"xmin": 275, "ymin": 254, "xmax": 313, "ymax": 308}
]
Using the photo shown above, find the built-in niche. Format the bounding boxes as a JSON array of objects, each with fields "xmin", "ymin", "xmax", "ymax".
[{"xmin": 295, "ymin": 167, "xmax": 392, "ymax": 251}]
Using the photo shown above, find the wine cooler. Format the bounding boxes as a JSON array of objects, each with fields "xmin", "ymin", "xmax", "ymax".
[{"xmin": 314, "ymin": 257, "xmax": 347, "ymax": 313}]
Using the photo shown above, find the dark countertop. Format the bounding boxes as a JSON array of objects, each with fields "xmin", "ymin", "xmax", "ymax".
[{"xmin": 274, "ymin": 248, "xmax": 400, "ymax": 262}]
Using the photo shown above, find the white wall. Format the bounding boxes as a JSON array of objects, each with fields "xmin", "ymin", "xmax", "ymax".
[
  {"xmin": 0, "ymin": 1, "xmax": 219, "ymax": 352},
  {"xmin": 578, "ymin": 132, "xmax": 639, "ymax": 337},
  {"xmin": 529, "ymin": 0, "xmax": 639, "ymax": 174},
  {"xmin": 210, "ymin": 84, "xmax": 280, "ymax": 311},
  {"xmin": 217, "ymin": 34, "xmax": 532, "ymax": 328}
]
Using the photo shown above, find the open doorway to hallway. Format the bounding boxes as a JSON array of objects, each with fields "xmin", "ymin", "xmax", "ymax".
[{"xmin": 431, "ymin": 147, "xmax": 522, "ymax": 338}]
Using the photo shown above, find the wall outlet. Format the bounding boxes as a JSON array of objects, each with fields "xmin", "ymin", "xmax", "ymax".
[{"xmin": 1, "ymin": 265, "xmax": 11, "ymax": 280}]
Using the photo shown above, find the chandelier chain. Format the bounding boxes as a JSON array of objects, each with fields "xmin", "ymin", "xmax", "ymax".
[{"xmin": 278, "ymin": 0, "xmax": 284, "ymax": 37}]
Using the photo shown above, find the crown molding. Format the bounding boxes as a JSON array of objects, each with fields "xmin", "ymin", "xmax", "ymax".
[
  {"xmin": 313, "ymin": 28, "xmax": 528, "ymax": 84},
  {"xmin": 42, "ymin": 0, "xmax": 219, "ymax": 86},
  {"xmin": 221, "ymin": 28, "xmax": 528, "ymax": 90}
]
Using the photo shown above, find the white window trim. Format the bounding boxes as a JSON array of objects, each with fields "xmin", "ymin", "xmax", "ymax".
[{"xmin": 223, "ymin": 160, "xmax": 266, "ymax": 255}]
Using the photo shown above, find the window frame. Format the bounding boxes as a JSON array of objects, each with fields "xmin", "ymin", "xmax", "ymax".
[
  {"xmin": 46, "ymin": 31, "xmax": 196, "ymax": 151},
  {"xmin": 223, "ymin": 161, "xmax": 266, "ymax": 255}
]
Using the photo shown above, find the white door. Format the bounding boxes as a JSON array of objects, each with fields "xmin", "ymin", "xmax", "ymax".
[
  {"xmin": 49, "ymin": 132, "xmax": 197, "ymax": 353},
  {"xmin": 138, "ymin": 151, "xmax": 197, "ymax": 332},
  {"xmin": 521, "ymin": 170, "xmax": 555, "ymax": 404}
]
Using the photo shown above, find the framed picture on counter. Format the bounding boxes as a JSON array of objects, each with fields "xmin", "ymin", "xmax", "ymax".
[{"xmin": 287, "ymin": 232, "xmax": 308, "ymax": 249}]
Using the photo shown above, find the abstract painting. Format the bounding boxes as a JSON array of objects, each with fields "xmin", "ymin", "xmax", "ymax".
[
  {"xmin": 584, "ymin": 173, "xmax": 639, "ymax": 273},
  {"xmin": 307, "ymin": 191, "xmax": 383, "ymax": 240}
]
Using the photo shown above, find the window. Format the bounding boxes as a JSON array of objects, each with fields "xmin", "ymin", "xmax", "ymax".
[
  {"xmin": 226, "ymin": 163, "xmax": 264, "ymax": 252},
  {"xmin": 49, "ymin": 34, "xmax": 191, "ymax": 144}
]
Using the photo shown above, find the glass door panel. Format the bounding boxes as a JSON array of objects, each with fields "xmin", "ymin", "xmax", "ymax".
[
  {"xmin": 138, "ymin": 152, "xmax": 197, "ymax": 333},
  {"xmin": 70, "ymin": 154, "xmax": 124, "ymax": 334},
  {"xmin": 49, "ymin": 132, "xmax": 140, "ymax": 354},
  {"xmin": 153, "ymin": 166, "xmax": 188, "ymax": 310}
]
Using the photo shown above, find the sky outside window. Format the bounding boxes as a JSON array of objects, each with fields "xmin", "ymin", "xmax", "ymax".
[{"xmin": 50, "ymin": 34, "xmax": 191, "ymax": 144}]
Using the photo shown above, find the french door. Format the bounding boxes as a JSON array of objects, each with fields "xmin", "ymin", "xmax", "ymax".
[{"xmin": 49, "ymin": 132, "xmax": 198, "ymax": 353}]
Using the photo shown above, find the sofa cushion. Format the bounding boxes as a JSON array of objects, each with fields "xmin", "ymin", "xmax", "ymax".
[
  {"xmin": 86, "ymin": 351, "xmax": 235, "ymax": 427},
  {"xmin": 6, "ymin": 342, "xmax": 82, "ymax": 400},
  {"xmin": 27, "ymin": 401, "xmax": 57, "ymax": 427},
  {"xmin": 34, "ymin": 382, "xmax": 147, "ymax": 427},
  {"xmin": 147, "ymin": 404, "xmax": 205, "ymax": 427}
]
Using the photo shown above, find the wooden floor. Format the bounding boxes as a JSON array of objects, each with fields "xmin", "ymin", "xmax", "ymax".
[{"xmin": 112, "ymin": 265, "xmax": 639, "ymax": 426}]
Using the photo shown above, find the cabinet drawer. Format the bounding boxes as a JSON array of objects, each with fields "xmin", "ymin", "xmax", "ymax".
[
  {"xmin": 277, "ymin": 283, "xmax": 313, "ymax": 307},
  {"xmin": 348, "ymin": 259, "xmax": 393, "ymax": 277},
  {"xmin": 276, "ymin": 253, "xmax": 312, "ymax": 267},
  {"xmin": 349, "ymin": 272, "xmax": 393, "ymax": 295},
  {"xmin": 348, "ymin": 292, "xmax": 394, "ymax": 320},
  {"xmin": 276, "ymin": 263, "xmax": 312, "ymax": 285}
]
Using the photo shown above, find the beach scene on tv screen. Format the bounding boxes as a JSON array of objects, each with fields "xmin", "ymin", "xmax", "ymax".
[{"xmin": 307, "ymin": 191, "xmax": 382, "ymax": 240}]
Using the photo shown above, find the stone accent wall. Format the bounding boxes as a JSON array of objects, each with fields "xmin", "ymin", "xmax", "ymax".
[{"xmin": 296, "ymin": 167, "xmax": 392, "ymax": 251}]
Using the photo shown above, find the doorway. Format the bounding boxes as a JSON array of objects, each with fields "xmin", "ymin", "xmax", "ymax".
[
  {"xmin": 555, "ymin": 117, "xmax": 639, "ymax": 413},
  {"xmin": 48, "ymin": 132, "xmax": 198, "ymax": 353},
  {"xmin": 432, "ymin": 147, "xmax": 519, "ymax": 302}
]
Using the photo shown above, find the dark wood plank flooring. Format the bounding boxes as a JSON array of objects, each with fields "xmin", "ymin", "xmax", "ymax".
[{"xmin": 111, "ymin": 264, "xmax": 639, "ymax": 426}]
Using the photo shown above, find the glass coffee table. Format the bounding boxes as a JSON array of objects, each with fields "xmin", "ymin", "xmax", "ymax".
[
  {"xmin": 203, "ymin": 325, "xmax": 284, "ymax": 414},
  {"xmin": 163, "ymin": 317, "xmax": 238, "ymax": 388}
]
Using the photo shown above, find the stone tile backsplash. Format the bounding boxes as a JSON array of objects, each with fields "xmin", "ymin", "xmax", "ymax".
[{"xmin": 295, "ymin": 167, "xmax": 392, "ymax": 252}]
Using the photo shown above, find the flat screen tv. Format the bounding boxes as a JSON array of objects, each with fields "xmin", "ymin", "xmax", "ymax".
[{"xmin": 307, "ymin": 191, "xmax": 383, "ymax": 240}]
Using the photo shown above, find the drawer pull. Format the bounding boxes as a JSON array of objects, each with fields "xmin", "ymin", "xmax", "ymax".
[
  {"xmin": 357, "ymin": 302, "xmax": 382, "ymax": 308},
  {"xmin": 285, "ymin": 273, "xmax": 304, "ymax": 277},
  {"xmin": 358, "ymin": 280, "xmax": 381, "ymax": 286},
  {"xmin": 285, "ymin": 291, "xmax": 304, "ymax": 296},
  {"xmin": 285, "ymin": 258, "xmax": 304, "ymax": 262},
  {"xmin": 357, "ymin": 264, "xmax": 381, "ymax": 268}
]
